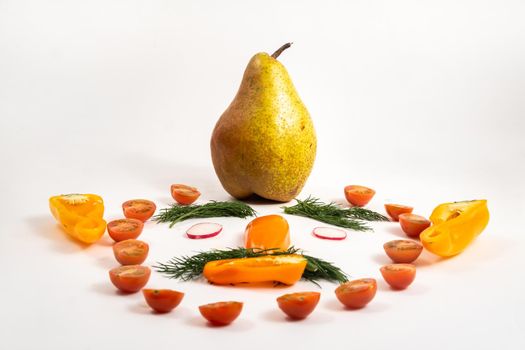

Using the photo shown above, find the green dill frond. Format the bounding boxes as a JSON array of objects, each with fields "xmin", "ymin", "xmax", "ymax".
[
  {"xmin": 344, "ymin": 206, "xmax": 389, "ymax": 221},
  {"xmin": 282, "ymin": 196, "xmax": 388, "ymax": 231},
  {"xmin": 154, "ymin": 201, "xmax": 257, "ymax": 227},
  {"xmin": 154, "ymin": 247, "xmax": 349, "ymax": 285}
]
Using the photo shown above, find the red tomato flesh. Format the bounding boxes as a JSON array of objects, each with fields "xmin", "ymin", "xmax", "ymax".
[
  {"xmin": 107, "ymin": 218, "xmax": 144, "ymax": 242},
  {"xmin": 109, "ymin": 265, "xmax": 151, "ymax": 293},
  {"xmin": 344, "ymin": 185, "xmax": 376, "ymax": 207},
  {"xmin": 143, "ymin": 289, "xmax": 185, "ymax": 313},
  {"xmin": 122, "ymin": 199, "xmax": 156, "ymax": 222},
  {"xmin": 399, "ymin": 213, "xmax": 431, "ymax": 238},
  {"xmin": 277, "ymin": 292, "xmax": 320, "ymax": 320},
  {"xmin": 335, "ymin": 278, "xmax": 377, "ymax": 309},
  {"xmin": 383, "ymin": 240, "xmax": 423, "ymax": 263},
  {"xmin": 171, "ymin": 184, "xmax": 201, "ymax": 205},
  {"xmin": 198, "ymin": 301, "xmax": 243, "ymax": 326},
  {"xmin": 380, "ymin": 264, "xmax": 416, "ymax": 290},
  {"xmin": 385, "ymin": 203, "xmax": 413, "ymax": 221},
  {"xmin": 113, "ymin": 239, "xmax": 149, "ymax": 265}
]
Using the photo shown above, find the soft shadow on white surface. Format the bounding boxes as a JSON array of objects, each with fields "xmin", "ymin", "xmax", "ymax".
[
  {"xmin": 186, "ymin": 315, "xmax": 255, "ymax": 330},
  {"xmin": 382, "ymin": 224, "xmax": 407, "ymax": 239},
  {"xmin": 459, "ymin": 236, "xmax": 516, "ymax": 263},
  {"xmin": 91, "ymin": 281, "xmax": 128, "ymax": 296},
  {"xmin": 324, "ymin": 298, "xmax": 389, "ymax": 313},
  {"xmin": 412, "ymin": 253, "xmax": 442, "ymax": 267},
  {"xmin": 398, "ymin": 283, "xmax": 432, "ymax": 296},
  {"xmin": 128, "ymin": 302, "xmax": 192, "ymax": 319},
  {"xmin": 26, "ymin": 215, "xmax": 115, "ymax": 256},
  {"xmin": 97, "ymin": 236, "xmax": 115, "ymax": 247},
  {"xmin": 371, "ymin": 253, "xmax": 392, "ymax": 265},
  {"xmin": 113, "ymin": 153, "xmax": 227, "ymax": 200},
  {"xmin": 128, "ymin": 301, "xmax": 153, "ymax": 315},
  {"xmin": 25, "ymin": 215, "xmax": 92, "ymax": 254},
  {"xmin": 261, "ymin": 309, "xmax": 334, "ymax": 324},
  {"xmin": 95, "ymin": 255, "xmax": 117, "ymax": 270},
  {"xmin": 377, "ymin": 279, "xmax": 431, "ymax": 294}
]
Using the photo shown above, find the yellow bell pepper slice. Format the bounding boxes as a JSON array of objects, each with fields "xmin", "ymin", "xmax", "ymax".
[
  {"xmin": 49, "ymin": 194, "xmax": 106, "ymax": 244},
  {"xmin": 420, "ymin": 200, "xmax": 489, "ymax": 257},
  {"xmin": 203, "ymin": 254, "xmax": 307, "ymax": 286}
]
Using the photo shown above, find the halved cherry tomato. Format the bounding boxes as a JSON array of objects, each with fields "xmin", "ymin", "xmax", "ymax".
[
  {"xmin": 385, "ymin": 204, "xmax": 413, "ymax": 221},
  {"xmin": 122, "ymin": 199, "xmax": 156, "ymax": 222},
  {"xmin": 107, "ymin": 218, "xmax": 144, "ymax": 242},
  {"xmin": 143, "ymin": 289, "xmax": 185, "ymax": 313},
  {"xmin": 344, "ymin": 185, "xmax": 375, "ymax": 207},
  {"xmin": 276, "ymin": 292, "xmax": 320, "ymax": 320},
  {"xmin": 171, "ymin": 184, "xmax": 201, "ymax": 205},
  {"xmin": 380, "ymin": 264, "xmax": 416, "ymax": 290},
  {"xmin": 198, "ymin": 301, "xmax": 243, "ymax": 326},
  {"xmin": 335, "ymin": 278, "xmax": 377, "ymax": 309},
  {"xmin": 399, "ymin": 213, "xmax": 431, "ymax": 238},
  {"xmin": 113, "ymin": 239, "xmax": 149, "ymax": 265},
  {"xmin": 383, "ymin": 240, "xmax": 423, "ymax": 263},
  {"xmin": 109, "ymin": 265, "xmax": 151, "ymax": 293}
]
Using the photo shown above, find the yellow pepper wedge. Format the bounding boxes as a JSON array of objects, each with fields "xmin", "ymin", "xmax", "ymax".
[
  {"xmin": 244, "ymin": 214, "xmax": 290, "ymax": 251},
  {"xmin": 203, "ymin": 254, "xmax": 307, "ymax": 286},
  {"xmin": 420, "ymin": 200, "xmax": 489, "ymax": 257},
  {"xmin": 49, "ymin": 194, "xmax": 107, "ymax": 244}
]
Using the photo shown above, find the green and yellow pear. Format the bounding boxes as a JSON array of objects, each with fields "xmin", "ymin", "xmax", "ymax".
[{"xmin": 211, "ymin": 43, "xmax": 316, "ymax": 202}]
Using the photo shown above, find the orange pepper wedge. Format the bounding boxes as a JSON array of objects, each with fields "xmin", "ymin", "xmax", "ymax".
[
  {"xmin": 203, "ymin": 254, "xmax": 307, "ymax": 286},
  {"xmin": 244, "ymin": 214, "xmax": 290, "ymax": 251}
]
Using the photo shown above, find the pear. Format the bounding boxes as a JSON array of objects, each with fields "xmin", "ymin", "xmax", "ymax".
[{"xmin": 211, "ymin": 43, "xmax": 316, "ymax": 202}]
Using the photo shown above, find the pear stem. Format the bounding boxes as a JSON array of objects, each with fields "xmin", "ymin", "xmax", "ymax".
[{"xmin": 271, "ymin": 42, "xmax": 293, "ymax": 59}]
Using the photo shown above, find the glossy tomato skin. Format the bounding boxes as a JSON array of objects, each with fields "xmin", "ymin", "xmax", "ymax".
[
  {"xmin": 198, "ymin": 301, "xmax": 243, "ymax": 326},
  {"xmin": 383, "ymin": 240, "xmax": 423, "ymax": 263},
  {"xmin": 380, "ymin": 264, "xmax": 416, "ymax": 290},
  {"xmin": 344, "ymin": 185, "xmax": 375, "ymax": 207},
  {"xmin": 335, "ymin": 278, "xmax": 377, "ymax": 309},
  {"xmin": 107, "ymin": 218, "xmax": 144, "ymax": 242},
  {"xmin": 385, "ymin": 204, "xmax": 414, "ymax": 221},
  {"xmin": 109, "ymin": 265, "xmax": 151, "ymax": 293},
  {"xmin": 170, "ymin": 184, "xmax": 201, "ymax": 205},
  {"xmin": 398, "ymin": 213, "xmax": 431, "ymax": 238},
  {"xmin": 113, "ymin": 239, "xmax": 149, "ymax": 265},
  {"xmin": 143, "ymin": 289, "xmax": 185, "ymax": 313},
  {"xmin": 122, "ymin": 200, "xmax": 156, "ymax": 222},
  {"xmin": 277, "ymin": 292, "xmax": 320, "ymax": 319}
]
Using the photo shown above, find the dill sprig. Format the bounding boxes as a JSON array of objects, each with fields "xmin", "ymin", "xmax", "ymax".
[
  {"xmin": 283, "ymin": 196, "xmax": 388, "ymax": 231},
  {"xmin": 345, "ymin": 206, "xmax": 389, "ymax": 222},
  {"xmin": 154, "ymin": 201, "xmax": 257, "ymax": 228},
  {"xmin": 154, "ymin": 246, "xmax": 349, "ymax": 286}
]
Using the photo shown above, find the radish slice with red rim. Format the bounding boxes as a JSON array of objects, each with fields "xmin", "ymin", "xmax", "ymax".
[
  {"xmin": 312, "ymin": 227, "xmax": 347, "ymax": 240},
  {"xmin": 186, "ymin": 222, "xmax": 223, "ymax": 239}
]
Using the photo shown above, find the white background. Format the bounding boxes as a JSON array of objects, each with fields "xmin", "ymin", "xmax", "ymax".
[{"xmin": 1, "ymin": 0, "xmax": 524, "ymax": 349}]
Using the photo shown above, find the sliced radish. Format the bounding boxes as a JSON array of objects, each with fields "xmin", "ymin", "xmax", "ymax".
[
  {"xmin": 186, "ymin": 222, "xmax": 223, "ymax": 239},
  {"xmin": 312, "ymin": 227, "xmax": 347, "ymax": 240}
]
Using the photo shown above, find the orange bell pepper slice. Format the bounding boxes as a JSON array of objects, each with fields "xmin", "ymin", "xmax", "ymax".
[
  {"xmin": 203, "ymin": 254, "xmax": 307, "ymax": 286},
  {"xmin": 244, "ymin": 214, "xmax": 290, "ymax": 251}
]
